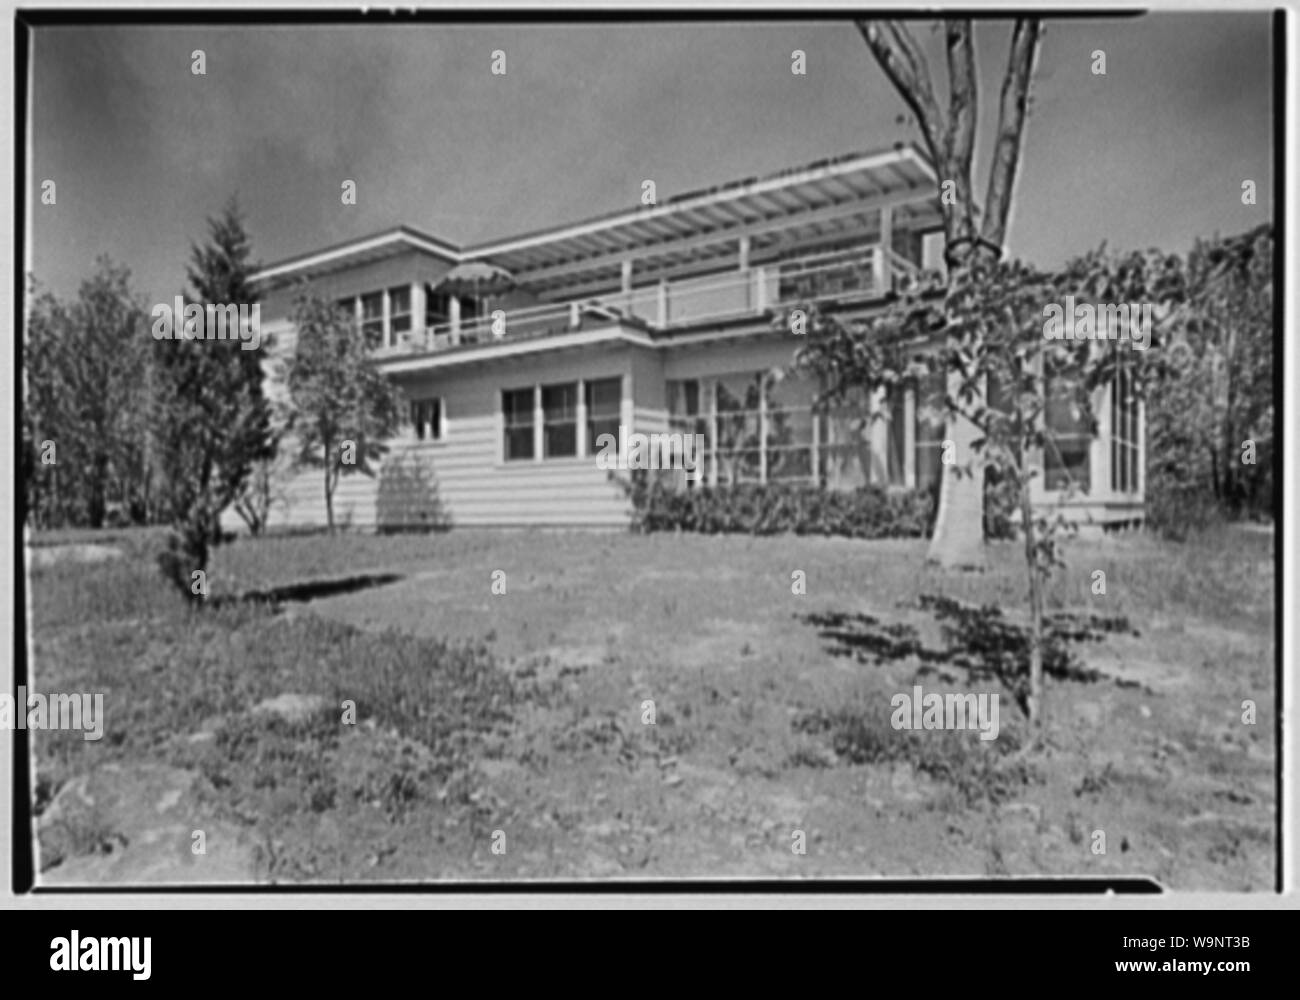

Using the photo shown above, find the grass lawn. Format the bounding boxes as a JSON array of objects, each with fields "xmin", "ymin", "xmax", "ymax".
[{"xmin": 26, "ymin": 524, "xmax": 1275, "ymax": 887}]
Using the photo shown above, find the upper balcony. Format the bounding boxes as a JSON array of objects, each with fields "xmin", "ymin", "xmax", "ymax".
[{"xmin": 375, "ymin": 242, "xmax": 923, "ymax": 358}]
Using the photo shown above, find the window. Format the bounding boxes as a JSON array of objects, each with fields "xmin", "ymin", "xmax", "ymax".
[
  {"xmin": 502, "ymin": 388, "xmax": 534, "ymax": 461},
  {"xmin": 335, "ymin": 297, "xmax": 356, "ymax": 330},
  {"xmin": 542, "ymin": 382, "xmax": 578, "ymax": 458},
  {"xmin": 425, "ymin": 286, "xmax": 451, "ymax": 329},
  {"xmin": 669, "ymin": 374, "xmax": 830, "ymax": 487},
  {"xmin": 817, "ymin": 405, "xmax": 864, "ymax": 490},
  {"xmin": 885, "ymin": 388, "xmax": 907, "ymax": 485},
  {"xmin": 360, "ymin": 292, "xmax": 384, "ymax": 350},
  {"xmin": 409, "ymin": 397, "xmax": 442, "ymax": 442},
  {"xmin": 667, "ymin": 379, "xmax": 706, "ymax": 486},
  {"xmin": 1111, "ymin": 366, "xmax": 1140, "ymax": 493},
  {"xmin": 915, "ymin": 371, "xmax": 946, "ymax": 490},
  {"xmin": 713, "ymin": 374, "xmax": 763, "ymax": 484},
  {"xmin": 389, "ymin": 286, "xmax": 411, "ymax": 341},
  {"xmin": 764, "ymin": 373, "xmax": 815, "ymax": 482},
  {"xmin": 586, "ymin": 378, "xmax": 622, "ymax": 454},
  {"xmin": 1044, "ymin": 373, "xmax": 1091, "ymax": 492}
]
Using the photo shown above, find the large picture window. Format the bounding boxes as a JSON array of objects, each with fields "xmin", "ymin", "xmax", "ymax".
[{"xmin": 502, "ymin": 388, "xmax": 534, "ymax": 461}]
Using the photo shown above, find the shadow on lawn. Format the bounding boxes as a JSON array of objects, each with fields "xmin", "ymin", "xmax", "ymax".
[
  {"xmin": 798, "ymin": 594, "xmax": 1144, "ymax": 715},
  {"xmin": 213, "ymin": 573, "xmax": 405, "ymax": 609}
]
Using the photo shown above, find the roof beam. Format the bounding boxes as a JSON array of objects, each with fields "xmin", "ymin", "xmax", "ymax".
[
  {"xmin": 537, "ymin": 228, "xmax": 900, "ymax": 302},
  {"xmin": 467, "ymin": 147, "xmax": 935, "ymax": 259},
  {"xmin": 512, "ymin": 184, "xmax": 934, "ymax": 286}
]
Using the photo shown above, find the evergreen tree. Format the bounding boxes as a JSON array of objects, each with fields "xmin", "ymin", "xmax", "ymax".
[{"xmin": 152, "ymin": 198, "xmax": 273, "ymax": 595}]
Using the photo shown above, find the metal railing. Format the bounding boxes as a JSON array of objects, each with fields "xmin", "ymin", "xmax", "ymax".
[{"xmin": 381, "ymin": 243, "xmax": 916, "ymax": 356}]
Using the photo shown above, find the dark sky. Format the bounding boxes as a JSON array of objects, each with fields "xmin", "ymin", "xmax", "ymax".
[{"xmin": 28, "ymin": 14, "xmax": 1273, "ymax": 304}]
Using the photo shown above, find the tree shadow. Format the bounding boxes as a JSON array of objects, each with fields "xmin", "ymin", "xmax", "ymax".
[
  {"xmin": 212, "ymin": 572, "xmax": 404, "ymax": 609},
  {"xmin": 798, "ymin": 595, "xmax": 1144, "ymax": 716}
]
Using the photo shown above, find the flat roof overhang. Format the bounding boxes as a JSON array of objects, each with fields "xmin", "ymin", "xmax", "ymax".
[
  {"xmin": 465, "ymin": 144, "xmax": 941, "ymax": 300},
  {"xmin": 251, "ymin": 145, "xmax": 941, "ymax": 297},
  {"xmin": 373, "ymin": 322, "xmax": 656, "ymax": 375},
  {"xmin": 252, "ymin": 226, "xmax": 461, "ymax": 289}
]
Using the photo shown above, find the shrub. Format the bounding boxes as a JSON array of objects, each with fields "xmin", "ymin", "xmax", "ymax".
[
  {"xmin": 1145, "ymin": 475, "xmax": 1229, "ymax": 541},
  {"xmin": 791, "ymin": 699, "xmax": 1038, "ymax": 807},
  {"xmin": 618, "ymin": 472, "xmax": 937, "ymax": 539},
  {"xmin": 983, "ymin": 465, "xmax": 1019, "ymax": 540}
]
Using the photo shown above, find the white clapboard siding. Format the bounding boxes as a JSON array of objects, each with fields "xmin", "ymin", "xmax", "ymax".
[{"xmin": 224, "ymin": 380, "xmax": 636, "ymax": 532}]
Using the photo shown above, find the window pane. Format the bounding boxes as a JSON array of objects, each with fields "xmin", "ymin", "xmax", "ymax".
[
  {"xmin": 887, "ymin": 388, "xmax": 906, "ymax": 486},
  {"xmin": 768, "ymin": 445, "xmax": 812, "ymax": 480},
  {"xmin": 1045, "ymin": 438, "xmax": 1090, "ymax": 491},
  {"xmin": 545, "ymin": 424, "xmax": 576, "ymax": 458},
  {"xmin": 1045, "ymin": 372, "xmax": 1091, "ymax": 492},
  {"xmin": 1109, "ymin": 366, "xmax": 1140, "ymax": 495},
  {"xmin": 766, "ymin": 407, "xmax": 813, "ymax": 481},
  {"xmin": 505, "ymin": 428, "xmax": 534, "ymax": 461},
  {"xmin": 543, "ymin": 383, "xmax": 578, "ymax": 458},
  {"xmin": 389, "ymin": 286, "xmax": 410, "ymax": 315},
  {"xmin": 714, "ymin": 374, "xmax": 762, "ymax": 484},
  {"xmin": 409, "ymin": 398, "xmax": 441, "ymax": 441},
  {"xmin": 425, "ymin": 287, "xmax": 451, "ymax": 327},
  {"xmin": 503, "ymin": 388, "xmax": 534, "ymax": 460},
  {"xmin": 915, "ymin": 372, "xmax": 945, "ymax": 489},
  {"xmin": 587, "ymin": 378, "xmax": 623, "ymax": 453},
  {"xmin": 543, "ymin": 383, "xmax": 577, "ymax": 421},
  {"xmin": 503, "ymin": 388, "xmax": 533, "ymax": 424},
  {"xmin": 586, "ymin": 378, "xmax": 622, "ymax": 418}
]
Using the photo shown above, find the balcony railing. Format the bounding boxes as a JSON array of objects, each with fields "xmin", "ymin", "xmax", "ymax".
[{"xmin": 380, "ymin": 243, "xmax": 920, "ymax": 357}]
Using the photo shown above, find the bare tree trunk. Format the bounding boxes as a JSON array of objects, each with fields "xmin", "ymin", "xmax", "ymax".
[
  {"xmin": 89, "ymin": 455, "xmax": 109, "ymax": 528},
  {"xmin": 928, "ymin": 370, "xmax": 988, "ymax": 569},
  {"xmin": 859, "ymin": 17, "xmax": 1041, "ymax": 571}
]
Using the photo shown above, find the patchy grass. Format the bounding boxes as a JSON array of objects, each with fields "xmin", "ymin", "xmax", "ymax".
[{"xmin": 26, "ymin": 523, "xmax": 1275, "ymax": 887}]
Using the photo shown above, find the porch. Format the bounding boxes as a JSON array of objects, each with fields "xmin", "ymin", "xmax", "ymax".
[{"xmin": 372, "ymin": 240, "xmax": 923, "ymax": 357}]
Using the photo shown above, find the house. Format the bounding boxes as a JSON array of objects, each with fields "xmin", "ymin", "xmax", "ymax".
[{"xmin": 234, "ymin": 143, "xmax": 1143, "ymax": 533}]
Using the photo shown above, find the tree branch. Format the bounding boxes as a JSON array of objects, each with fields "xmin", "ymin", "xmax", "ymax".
[
  {"xmin": 944, "ymin": 20, "xmax": 977, "ymax": 194},
  {"xmin": 980, "ymin": 18, "xmax": 1043, "ymax": 252},
  {"xmin": 856, "ymin": 19, "xmax": 946, "ymax": 170}
]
